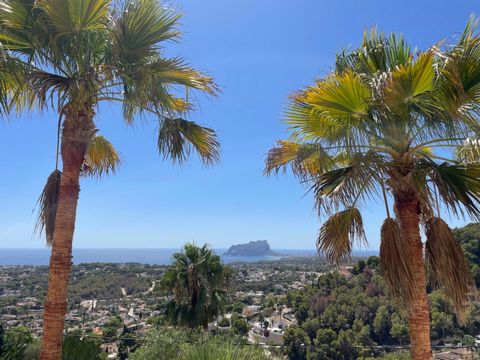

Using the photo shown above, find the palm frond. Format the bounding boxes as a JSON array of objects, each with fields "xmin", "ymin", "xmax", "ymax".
[
  {"xmin": 336, "ymin": 29, "xmax": 412, "ymax": 75},
  {"xmin": 117, "ymin": 56, "xmax": 217, "ymax": 123},
  {"xmin": 312, "ymin": 152, "xmax": 383, "ymax": 212},
  {"xmin": 34, "ymin": 170, "xmax": 62, "ymax": 246},
  {"xmin": 317, "ymin": 207, "xmax": 366, "ymax": 264},
  {"xmin": 304, "ymin": 70, "xmax": 372, "ymax": 123},
  {"xmin": 0, "ymin": 0, "xmax": 38, "ymax": 54},
  {"xmin": 158, "ymin": 118, "xmax": 220, "ymax": 165},
  {"xmin": 425, "ymin": 217, "xmax": 474, "ymax": 321},
  {"xmin": 437, "ymin": 19, "xmax": 480, "ymax": 126},
  {"xmin": 416, "ymin": 159, "xmax": 480, "ymax": 220},
  {"xmin": 111, "ymin": 0, "xmax": 181, "ymax": 63},
  {"xmin": 38, "ymin": 0, "xmax": 109, "ymax": 35},
  {"xmin": 264, "ymin": 140, "xmax": 334, "ymax": 179},
  {"xmin": 82, "ymin": 135, "xmax": 121, "ymax": 177},
  {"xmin": 379, "ymin": 217, "xmax": 416, "ymax": 306},
  {"xmin": 384, "ymin": 51, "xmax": 435, "ymax": 117},
  {"xmin": 456, "ymin": 137, "xmax": 480, "ymax": 164}
]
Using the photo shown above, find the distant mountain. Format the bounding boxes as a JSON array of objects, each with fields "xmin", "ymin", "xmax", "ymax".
[{"xmin": 224, "ymin": 240, "xmax": 279, "ymax": 257}]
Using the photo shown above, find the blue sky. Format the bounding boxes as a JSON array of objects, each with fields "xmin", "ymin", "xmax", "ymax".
[{"xmin": 0, "ymin": 0, "xmax": 478, "ymax": 250}]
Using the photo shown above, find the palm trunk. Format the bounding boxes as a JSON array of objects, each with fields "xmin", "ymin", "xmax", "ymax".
[
  {"xmin": 395, "ymin": 195, "xmax": 432, "ymax": 360},
  {"xmin": 40, "ymin": 105, "xmax": 95, "ymax": 360}
]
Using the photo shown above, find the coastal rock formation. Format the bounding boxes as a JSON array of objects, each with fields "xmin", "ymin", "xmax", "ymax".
[{"xmin": 225, "ymin": 240, "xmax": 278, "ymax": 256}]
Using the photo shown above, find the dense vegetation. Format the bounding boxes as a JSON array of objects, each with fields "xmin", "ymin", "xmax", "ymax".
[
  {"xmin": 453, "ymin": 223, "xmax": 480, "ymax": 287},
  {"xmin": 127, "ymin": 328, "xmax": 272, "ymax": 360},
  {"xmin": 282, "ymin": 258, "xmax": 480, "ymax": 360}
]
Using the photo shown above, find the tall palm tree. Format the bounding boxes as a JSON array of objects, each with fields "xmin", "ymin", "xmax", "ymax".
[
  {"xmin": 0, "ymin": 0, "xmax": 220, "ymax": 359},
  {"xmin": 161, "ymin": 243, "xmax": 230, "ymax": 329},
  {"xmin": 265, "ymin": 21, "xmax": 480, "ymax": 359}
]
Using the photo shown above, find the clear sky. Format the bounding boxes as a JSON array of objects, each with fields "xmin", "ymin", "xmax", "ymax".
[{"xmin": 0, "ymin": 0, "xmax": 479, "ymax": 250}]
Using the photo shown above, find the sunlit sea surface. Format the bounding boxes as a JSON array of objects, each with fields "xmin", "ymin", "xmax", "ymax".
[{"xmin": 0, "ymin": 248, "xmax": 377, "ymax": 266}]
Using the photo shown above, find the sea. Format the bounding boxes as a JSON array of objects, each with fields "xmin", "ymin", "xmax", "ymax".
[{"xmin": 0, "ymin": 248, "xmax": 378, "ymax": 266}]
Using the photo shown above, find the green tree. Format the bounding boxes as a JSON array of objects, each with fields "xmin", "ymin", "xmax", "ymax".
[
  {"xmin": 62, "ymin": 336, "xmax": 103, "ymax": 360},
  {"xmin": 266, "ymin": 22, "xmax": 480, "ymax": 360},
  {"xmin": 374, "ymin": 306, "xmax": 391, "ymax": 343},
  {"xmin": 0, "ymin": 0, "xmax": 219, "ymax": 358},
  {"xmin": 1, "ymin": 326, "xmax": 33, "ymax": 360},
  {"xmin": 390, "ymin": 314, "xmax": 409, "ymax": 345},
  {"xmin": 430, "ymin": 308, "xmax": 454, "ymax": 341},
  {"xmin": 357, "ymin": 324, "xmax": 374, "ymax": 347},
  {"xmin": 103, "ymin": 316, "xmax": 122, "ymax": 339},
  {"xmin": 162, "ymin": 244, "xmax": 229, "ymax": 329},
  {"xmin": 462, "ymin": 334, "xmax": 476, "ymax": 346},
  {"xmin": 302, "ymin": 318, "xmax": 321, "ymax": 340},
  {"xmin": 308, "ymin": 328, "xmax": 337, "ymax": 359},
  {"xmin": 283, "ymin": 327, "xmax": 309, "ymax": 360},
  {"xmin": 231, "ymin": 318, "xmax": 249, "ymax": 337},
  {"xmin": 232, "ymin": 303, "xmax": 244, "ymax": 314},
  {"xmin": 334, "ymin": 329, "xmax": 358, "ymax": 360}
]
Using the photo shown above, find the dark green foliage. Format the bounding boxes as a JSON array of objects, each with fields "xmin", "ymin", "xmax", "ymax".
[
  {"xmin": 284, "ymin": 257, "xmax": 480, "ymax": 359},
  {"xmin": 128, "ymin": 328, "xmax": 269, "ymax": 360},
  {"xmin": 102, "ymin": 316, "xmax": 122, "ymax": 339},
  {"xmin": 462, "ymin": 334, "xmax": 476, "ymax": 346},
  {"xmin": 283, "ymin": 327, "xmax": 309, "ymax": 360},
  {"xmin": 62, "ymin": 336, "xmax": 103, "ymax": 360},
  {"xmin": 218, "ymin": 318, "xmax": 230, "ymax": 327},
  {"xmin": 161, "ymin": 243, "xmax": 230, "ymax": 328},
  {"xmin": 231, "ymin": 318, "xmax": 249, "ymax": 337},
  {"xmin": 453, "ymin": 223, "xmax": 480, "ymax": 287},
  {"xmin": 1, "ymin": 326, "xmax": 33, "ymax": 360}
]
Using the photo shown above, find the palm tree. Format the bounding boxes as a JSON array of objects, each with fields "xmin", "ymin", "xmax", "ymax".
[
  {"xmin": 161, "ymin": 243, "xmax": 230, "ymax": 329},
  {"xmin": 0, "ymin": 1, "xmax": 220, "ymax": 358},
  {"xmin": 265, "ymin": 21, "xmax": 480, "ymax": 359}
]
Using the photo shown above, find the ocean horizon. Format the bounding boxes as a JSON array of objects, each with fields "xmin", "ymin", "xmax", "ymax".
[{"xmin": 0, "ymin": 248, "xmax": 378, "ymax": 266}]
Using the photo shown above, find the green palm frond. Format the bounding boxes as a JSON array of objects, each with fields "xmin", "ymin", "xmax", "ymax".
[
  {"xmin": 384, "ymin": 51, "xmax": 435, "ymax": 116},
  {"xmin": 336, "ymin": 29, "xmax": 412, "ymax": 75},
  {"xmin": 34, "ymin": 170, "xmax": 62, "ymax": 246},
  {"xmin": 437, "ymin": 18, "xmax": 480, "ymax": 125},
  {"xmin": 264, "ymin": 140, "xmax": 334, "ymax": 179},
  {"xmin": 38, "ymin": 0, "xmax": 109, "ymax": 35},
  {"xmin": 158, "ymin": 118, "xmax": 220, "ymax": 165},
  {"xmin": 416, "ymin": 159, "xmax": 480, "ymax": 219},
  {"xmin": 118, "ymin": 56, "xmax": 216, "ymax": 123},
  {"xmin": 379, "ymin": 217, "xmax": 416, "ymax": 306},
  {"xmin": 0, "ymin": 0, "xmax": 38, "ymax": 53},
  {"xmin": 425, "ymin": 217, "xmax": 474, "ymax": 321},
  {"xmin": 312, "ymin": 152, "xmax": 383, "ymax": 212},
  {"xmin": 111, "ymin": 0, "xmax": 181, "ymax": 63},
  {"xmin": 317, "ymin": 207, "xmax": 366, "ymax": 264},
  {"xmin": 302, "ymin": 70, "xmax": 371, "ymax": 124},
  {"xmin": 360, "ymin": 29, "xmax": 412, "ymax": 73},
  {"xmin": 82, "ymin": 135, "xmax": 121, "ymax": 177}
]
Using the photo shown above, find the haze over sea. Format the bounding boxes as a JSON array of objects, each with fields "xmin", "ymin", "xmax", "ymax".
[{"xmin": 0, "ymin": 248, "xmax": 377, "ymax": 266}]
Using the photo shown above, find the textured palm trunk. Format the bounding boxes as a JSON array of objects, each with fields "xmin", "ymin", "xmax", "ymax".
[
  {"xmin": 395, "ymin": 194, "xmax": 432, "ymax": 360},
  {"xmin": 40, "ymin": 105, "xmax": 95, "ymax": 360}
]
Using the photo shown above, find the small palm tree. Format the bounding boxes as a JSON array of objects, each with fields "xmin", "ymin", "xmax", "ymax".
[
  {"xmin": 161, "ymin": 244, "xmax": 230, "ymax": 329},
  {"xmin": 0, "ymin": 0, "xmax": 220, "ymax": 358},
  {"xmin": 265, "ymin": 21, "xmax": 480, "ymax": 359}
]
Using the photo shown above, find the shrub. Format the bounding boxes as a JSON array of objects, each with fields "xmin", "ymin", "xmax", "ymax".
[{"xmin": 182, "ymin": 341, "xmax": 269, "ymax": 360}]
